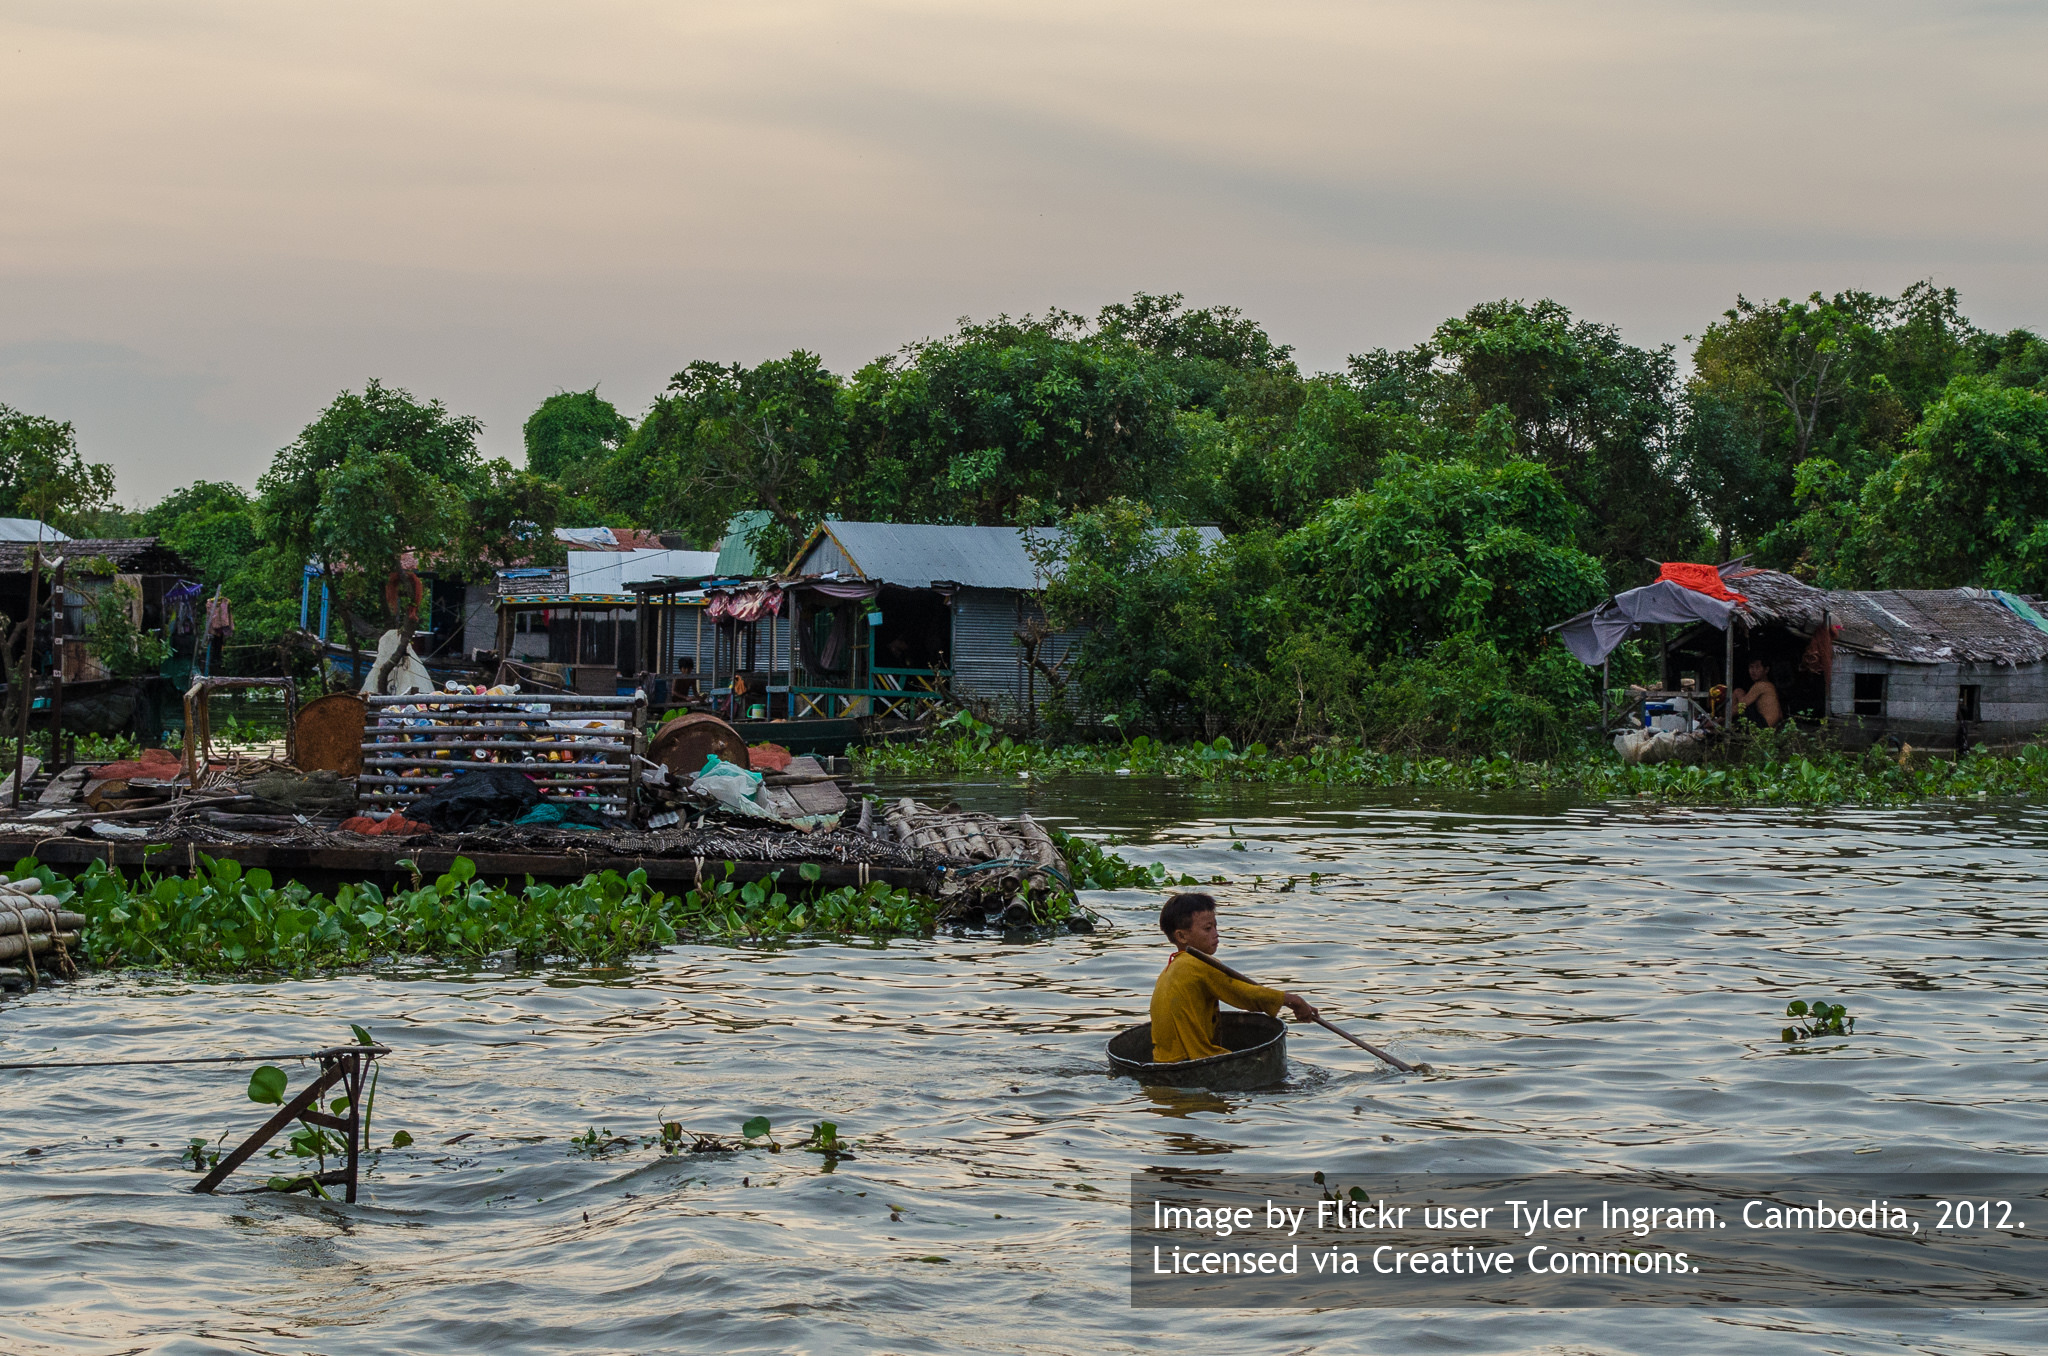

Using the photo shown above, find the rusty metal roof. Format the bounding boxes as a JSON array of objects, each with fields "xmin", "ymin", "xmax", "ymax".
[
  {"xmin": 1726, "ymin": 568, "xmax": 2048, "ymax": 666},
  {"xmin": 0, "ymin": 537, "xmax": 196, "ymax": 576}
]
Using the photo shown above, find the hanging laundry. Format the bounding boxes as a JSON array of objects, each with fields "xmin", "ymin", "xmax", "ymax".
[{"xmin": 205, "ymin": 595, "xmax": 235, "ymax": 636}]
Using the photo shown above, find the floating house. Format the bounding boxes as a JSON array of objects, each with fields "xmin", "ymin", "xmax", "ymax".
[
  {"xmin": 490, "ymin": 531, "xmax": 719, "ymax": 693},
  {"xmin": 1558, "ymin": 564, "xmax": 2048, "ymax": 751},
  {"xmin": 0, "ymin": 537, "xmax": 201, "ymax": 680}
]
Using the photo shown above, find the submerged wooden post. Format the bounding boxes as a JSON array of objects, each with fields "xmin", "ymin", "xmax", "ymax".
[{"xmin": 195, "ymin": 1044, "xmax": 387, "ymax": 1203}]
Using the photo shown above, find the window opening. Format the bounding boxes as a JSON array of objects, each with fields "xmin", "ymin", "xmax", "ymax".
[{"xmin": 1852, "ymin": 673, "xmax": 1886, "ymax": 717}]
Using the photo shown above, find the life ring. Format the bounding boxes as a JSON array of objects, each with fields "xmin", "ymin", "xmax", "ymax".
[{"xmin": 384, "ymin": 570, "xmax": 425, "ymax": 622}]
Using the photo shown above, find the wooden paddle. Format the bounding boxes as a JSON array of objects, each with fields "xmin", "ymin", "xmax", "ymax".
[{"xmin": 1179, "ymin": 945, "xmax": 1433, "ymax": 1075}]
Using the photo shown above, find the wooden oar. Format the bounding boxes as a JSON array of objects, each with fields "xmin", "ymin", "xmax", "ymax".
[{"xmin": 1179, "ymin": 945, "xmax": 1433, "ymax": 1075}]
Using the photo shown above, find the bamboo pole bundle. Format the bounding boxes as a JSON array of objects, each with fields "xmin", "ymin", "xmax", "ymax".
[{"xmin": 0, "ymin": 929, "xmax": 78, "ymax": 962}]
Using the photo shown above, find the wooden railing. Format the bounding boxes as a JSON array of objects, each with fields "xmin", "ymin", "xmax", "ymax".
[{"xmin": 790, "ymin": 667, "xmax": 950, "ymax": 721}]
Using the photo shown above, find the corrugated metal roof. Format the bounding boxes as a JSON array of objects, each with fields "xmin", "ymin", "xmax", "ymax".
[
  {"xmin": 0, "ymin": 519, "xmax": 67, "ymax": 543},
  {"xmin": 1728, "ymin": 569, "xmax": 2048, "ymax": 666},
  {"xmin": 797, "ymin": 521, "xmax": 1224, "ymax": 591},
  {"xmin": 566, "ymin": 549, "xmax": 718, "ymax": 595},
  {"xmin": 715, "ymin": 511, "xmax": 775, "ymax": 576},
  {"xmin": 0, "ymin": 537, "xmax": 194, "ymax": 575}
]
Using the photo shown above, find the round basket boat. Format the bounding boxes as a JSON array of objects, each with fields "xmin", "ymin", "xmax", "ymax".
[{"xmin": 1106, "ymin": 1011, "xmax": 1288, "ymax": 1091}]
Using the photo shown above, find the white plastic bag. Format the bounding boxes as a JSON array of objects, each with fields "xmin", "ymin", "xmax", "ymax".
[{"xmin": 690, "ymin": 755, "xmax": 773, "ymax": 817}]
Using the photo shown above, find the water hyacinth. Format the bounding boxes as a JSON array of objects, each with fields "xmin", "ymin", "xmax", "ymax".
[
  {"xmin": 859, "ymin": 724, "xmax": 2048, "ymax": 807},
  {"xmin": 12, "ymin": 851, "xmax": 1082, "ymax": 975}
]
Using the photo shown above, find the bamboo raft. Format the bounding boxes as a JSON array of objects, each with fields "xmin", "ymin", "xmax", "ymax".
[{"xmin": 0, "ymin": 875, "xmax": 84, "ymax": 990}]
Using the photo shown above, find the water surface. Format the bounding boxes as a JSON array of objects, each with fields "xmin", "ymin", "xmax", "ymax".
[{"xmin": 2, "ymin": 778, "xmax": 2043, "ymax": 1353}]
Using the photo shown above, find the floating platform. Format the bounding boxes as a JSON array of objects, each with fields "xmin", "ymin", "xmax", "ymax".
[{"xmin": 0, "ymin": 830, "xmax": 941, "ymax": 898}]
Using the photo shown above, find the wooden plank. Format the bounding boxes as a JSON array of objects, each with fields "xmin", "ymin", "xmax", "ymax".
[
  {"xmin": 38, "ymin": 764, "xmax": 91, "ymax": 806},
  {"xmin": 788, "ymin": 781, "xmax": 849, "ymax": 816},
  {"xmin": 0, "ymin": 756, "xmax": 42, "ymax": 805}
]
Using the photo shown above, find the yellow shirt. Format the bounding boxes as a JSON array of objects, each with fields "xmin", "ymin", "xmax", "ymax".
[{"xmin": 1149, "ymin": 950, "xmax": 1285, "ymax": 1062}]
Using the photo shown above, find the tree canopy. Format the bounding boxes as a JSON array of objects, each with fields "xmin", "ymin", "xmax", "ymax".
[
  {"xmin": 0, "ymin": 403, "xmax": 118, "ymax": 534},
  {"xmin": 104, "ymin": 280, "xmax": 2048, "ymax": 740}
]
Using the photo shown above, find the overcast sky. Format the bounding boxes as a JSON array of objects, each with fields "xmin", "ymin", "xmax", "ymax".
[{"xmin": 2, "ymin": 0, "xmax": 2043, "ymax": 504}]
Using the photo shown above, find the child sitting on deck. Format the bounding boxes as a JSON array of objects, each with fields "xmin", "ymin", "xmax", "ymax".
[{"xmin": 1151, "ymin": 892, "xmax": 1318, "ymax": 1063}]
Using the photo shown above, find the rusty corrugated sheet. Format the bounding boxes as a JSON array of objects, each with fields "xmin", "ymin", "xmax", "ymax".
[{"xmin": 1726, "ymin": 568, "xmax": 2048, "ymax": 666}]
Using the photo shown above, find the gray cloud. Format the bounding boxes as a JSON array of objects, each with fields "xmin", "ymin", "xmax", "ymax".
[{"xmin": 0, "ymin": 0, "xmax": 2042, "ymax": 504}]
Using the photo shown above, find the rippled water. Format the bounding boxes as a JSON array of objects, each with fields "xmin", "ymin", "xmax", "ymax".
[{"xmin": 3, "ymin": 777, "xmax": 2045, "ymax": 1354}]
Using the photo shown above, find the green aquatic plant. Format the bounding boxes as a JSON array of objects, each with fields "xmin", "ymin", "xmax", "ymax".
[
  {"xmin": 1046, "ymin": 828, "xmax": 1197, "ymax": 891},
  {"xmin": 1781, "ymin": 998, "xmax": 1855, "ymax": 1043},
  {"xmin": 569, "ymin": 1126, "xmax": 627, "ymax": 1157},
  {"xmin": 858, "ymin": 733, "xmax": 2048, "ymax": 807},
  {"xmin": 17, "ymin": 849, "xmax": 1048, "ymax": 977}
]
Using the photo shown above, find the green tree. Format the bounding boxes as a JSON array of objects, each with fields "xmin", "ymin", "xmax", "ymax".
[
  {"xmin": 1349, "ymin": 300, "xmax": 1695, "ymax": 583},
  {"xmin": 138, "ymin": 482, "xmax": 260, "ymax": 586},
  {"xmin": 840, "ymin": 309, "xmax": 1192, "ymax": 526},
  {"xmin": 603, "ymin": 352, "xmax": 846, "ymax": 566},
  {"xmin": 1283, "ymin": 454, "xmax": 1610, "ymax": 659},
  {"xmin": 0, "ymin": 403, "xmax": 118, "ymax": 534},
  {"xmin": 523, "ymin": 388, "xmax": 630, "ymax": 484},
  {"xmin": 1689, "ymin": 282, "xmax": 1988, "ymax": 572},
  {"xmin": 1692, "ymin": 292, "xmax": 1883, "ymax": 467},
  {"xmin": 256, "ymin": 380, "xmax": 487, "ymax": 690},
  {"xmin": 1845, "ymin": 377, "xmax": 2048, "ymax": 592},
  {"xmin": 1037, "ymin": 452, "xmax": 1608, "ymax": 752},
  {"xmin": 1675, "ymin": 389, "xmax": 1782, "ymax": 561}
]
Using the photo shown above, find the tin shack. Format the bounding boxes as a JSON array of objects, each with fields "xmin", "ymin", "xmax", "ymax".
[{"xmin": 1560, "ymin": 563, "xmax": 2048, "ymax": 751}]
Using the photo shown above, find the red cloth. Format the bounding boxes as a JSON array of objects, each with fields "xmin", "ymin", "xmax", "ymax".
[
  {"xmin": 748, "ymin": 743, "xmax": 793, "ymax": 772},
  {"xmin": 93, "ymin": 748, "xmax": 184, "ymax": 781},
  {"xmin": 1655, "ymin": 562, "xmax": 1747, "ymax": 604},
  {"xmin": 339, "ymin": 813, "xmax": 431, "ymax": 837}
]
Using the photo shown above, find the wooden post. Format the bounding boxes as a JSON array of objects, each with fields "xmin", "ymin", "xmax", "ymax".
[
  {"xmin": 45, "ymin": 559, "xmax": 65, "ymax": 769},
  {"xmin": 11, "ymin": 548, "xmax": 41, "ymax": 809},
  {"xmin": 1724, "ymin": 620, "xmax": 1736, "ymax": 729},
  {"xmin": 1820, "ymin": 607, "xmax": 1832, "ymax": 720}
]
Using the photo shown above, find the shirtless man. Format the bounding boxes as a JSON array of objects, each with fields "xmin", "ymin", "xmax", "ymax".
[{"xmin": 1734, "ymin": 658, "xmax": 1783, "ymax": 728}]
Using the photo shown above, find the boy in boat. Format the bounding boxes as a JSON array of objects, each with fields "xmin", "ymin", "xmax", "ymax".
[{"xmin": 1151, "ymin": 892, "xmax": 1318, "ymax": 1063}]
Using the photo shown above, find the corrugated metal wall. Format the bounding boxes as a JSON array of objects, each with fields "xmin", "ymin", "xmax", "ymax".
[
  {"xmin": 950, "ymin": 588, "xmax": 1024, "ymax": 716},
  {"xmin": 461, "ymin": 584, "xmax": 497, "ymax": 655},
  {"xmin": 949, "ymin": 589, "xmax": 1087, "ymax": 724},
  {"xmin": 657, "ymin": 607, "xmax": 790, "ymax": 682}
]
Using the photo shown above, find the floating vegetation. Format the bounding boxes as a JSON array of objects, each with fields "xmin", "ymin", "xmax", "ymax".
[
  {"xmin": 16, "ymin": 851, "xmax": 1033, "ymax": 976},
  {"xmin": 1781, "ymin": 998, "xmax": 1856, "ymax": 1043},
  {"xmin": 1047, "ymin": 828, "xmax": 1199, "ymax": 891},
  {"xmin": 859, "ymin": 725, "xmax": 2048, "ymax": 807}
]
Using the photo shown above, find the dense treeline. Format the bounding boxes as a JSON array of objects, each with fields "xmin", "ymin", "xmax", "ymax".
[{"xmin": 6, "ymin": 286, "xmax": 2042, "ymax": 750}]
